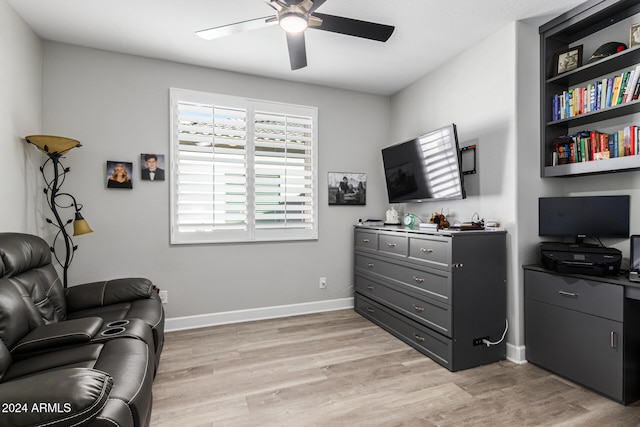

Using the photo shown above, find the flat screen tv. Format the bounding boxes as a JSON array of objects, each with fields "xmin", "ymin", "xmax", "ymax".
[
  {"xmin": 382, "ymin": 123, "xmax": 465, "ymax": 203},
  {"xmin": 538, "ymin": 195, "xmax": 630, "ymax": 245}
]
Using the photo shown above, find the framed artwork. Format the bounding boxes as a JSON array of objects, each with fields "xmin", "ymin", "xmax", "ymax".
[
  {"xmin": 630, "ymin": 23, "xmax": 640, "ymax": 48},
  {"xmin": 106, "ymin": 161, "xmax": 133, "ymax": 189},
  {"xmin": 328, "ymin": 172, "xmax": 366, "ymax": 205},
  {"xmin": 140, "ymin": 153, "xmax": 165, "ymax": 181},
  {"xmin": 554, "ymin": 45, "xmax": 583, "ymax": 75}
]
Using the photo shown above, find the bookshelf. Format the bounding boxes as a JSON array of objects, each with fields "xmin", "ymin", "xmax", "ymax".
[{"xmin": 540, "ymin": 0, "xmax": 640, "ymax": 177}]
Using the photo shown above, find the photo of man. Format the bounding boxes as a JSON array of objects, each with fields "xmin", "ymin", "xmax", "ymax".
[{"xmin": 141, "ymin": 153, "xmax": 165, "ymax": 181}]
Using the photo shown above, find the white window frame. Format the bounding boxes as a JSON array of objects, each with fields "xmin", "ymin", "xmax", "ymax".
[{"xmin": 169, "ymin": 88, "xmax": 318, "ymax": 244}]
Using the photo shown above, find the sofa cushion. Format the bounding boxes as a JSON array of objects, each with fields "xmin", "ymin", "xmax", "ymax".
[
  {"xmin": 0, "ymin": 282, "xmax": 33, "ymax": 349},
  {"xmin": 0, "ymin": 233, "xmax": 51, "ymax": 278},
  {"xmin": 8, "ymin": 266, "xmax": 67, "ymax": 323},
  {"xmin": 0, "ymin": 367, "xmax": 113, "ymax": 427},
  {"xmin": 0, "ymin": 232, "xmax": 67, "ymax": 322},
  {"xmin": 3, "ymin": 337, "xmax": 153, "ymax": 427}
]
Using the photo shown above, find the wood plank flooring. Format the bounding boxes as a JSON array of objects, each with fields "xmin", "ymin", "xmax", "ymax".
[{"xmin": 151, "ymin": 310, "xmax": 640, "ymax": 426}]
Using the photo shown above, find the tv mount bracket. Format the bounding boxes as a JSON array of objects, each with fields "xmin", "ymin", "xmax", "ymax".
[{"xmin": 460, "ymin": 145, "xmax": 477, "ymax": 175}]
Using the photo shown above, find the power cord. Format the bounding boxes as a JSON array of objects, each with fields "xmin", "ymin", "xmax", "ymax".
[{"xmin": 482, "ymin": 318, "xmax": 509, "ymax": 347}]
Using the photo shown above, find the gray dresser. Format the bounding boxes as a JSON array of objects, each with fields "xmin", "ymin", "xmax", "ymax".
[
  {"xmin": 354, "ymin": 225, "xmax": 507, "ymax": 371},
  {"xmin": 524, "ymin": 266, "xmax": 640, "ymax": 404}
]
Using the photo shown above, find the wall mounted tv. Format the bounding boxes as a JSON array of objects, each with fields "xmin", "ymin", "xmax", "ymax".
[
  {"xmin": 382, "ymin": 123, "xmax": 465, "ymax": 203},
  {"xmin": 538, "ymin": 195, "xmax": 630, "ymax": 245}
]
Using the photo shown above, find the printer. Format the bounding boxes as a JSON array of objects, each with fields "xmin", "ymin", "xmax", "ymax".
[{"xmin": 540, "ymin": 242, "xmax": 622, "ymax": 276}]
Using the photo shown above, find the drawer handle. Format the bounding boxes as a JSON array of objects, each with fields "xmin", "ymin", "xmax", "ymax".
[
  {"xmin": 611, "ymin": 331, "xmax": 617, "ymax": 348},
  {"xmin": 362, "ymin": 239, "xmax": 370, "ymax": 243},
  {"xmin": 367, "ymin": 285, "xmax": 375, "ymax": 290},
  {"xmin": 366, "ymin": 307, "xmax": 375, "ymax": 313},
  {"xmin": 367, "ymin": 263, "xmax": 375, "ymax": 268},
  {"xmin": 387, "ymin": 243, "xmax": 397, "ymax": 247},
  {"xmin": 558, "ymin": 291, "xmax": 578, "ymax": 298},
  {"xmin": 413, "ymin": 276, "xmax": 425, "ymax": 283},
  {"xmin": 412, "ymin": 304, "xmax": 424, "ymax": 312},
  {"xmin": 421, "ymin": 248, "xmax": 434, "ymax": 253},
  {"xmin": 413, "ymin": 333, "xmax": 425, "ymax": 342}
]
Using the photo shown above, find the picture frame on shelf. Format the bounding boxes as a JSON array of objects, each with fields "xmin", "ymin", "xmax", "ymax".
[
  {"xmin": 554, "ymin": 45, "xmax": 583, "ymax": 76},
  {"xmin": 630, "ymin": 23, "xmax": 640, "ymax": 48}
]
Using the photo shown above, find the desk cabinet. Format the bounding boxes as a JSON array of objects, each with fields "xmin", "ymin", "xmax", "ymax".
[
  {"xmin": 524, "ymin": 267, "xmax": 640, "ymax": 404},
  {"xmin": 354, "ymin": 226, "xmax": 507, "ymax": 371}
]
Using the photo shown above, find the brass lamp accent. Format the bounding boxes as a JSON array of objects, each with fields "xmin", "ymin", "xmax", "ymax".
[{"xmin": 25, "ymin": 135, "xmax": 92, "ymax": 288}]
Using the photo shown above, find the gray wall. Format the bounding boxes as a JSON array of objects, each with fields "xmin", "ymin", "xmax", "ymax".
[
  {"xmin": 41, "ymin": 41, "xmax": 390, "ymax": 322},
  {"xmin": 0, "ymin": 0, "xmax": 43, "ymax": 234},
  {"xmin": 389, "ymin": 22, "xmax": 539, "ymax": 362}
]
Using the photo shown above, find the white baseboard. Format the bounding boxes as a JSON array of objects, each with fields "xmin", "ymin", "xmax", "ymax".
[
  {"xmin": 506, "ymin": 343, "xmax": 527, "ymax": 364},
  {"xmin": 165, "ymin": 297, "xmax": 354, "ymax": 332}
]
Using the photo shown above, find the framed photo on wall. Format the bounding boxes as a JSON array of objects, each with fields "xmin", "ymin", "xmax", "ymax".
[
  {"xmin": 106, "ymin": 161, "xmax": 133, "ymax": 189},
  {"xmin": 328, "ymin": 172, "xmax": 366, "ymax": 205},
  {"xmin": 554, "ymin": 45, "xmax": 583, "ymax": 75},
  {"xmin": 140, "ymin": 153, "xmax": 165, "ymax": 181}
]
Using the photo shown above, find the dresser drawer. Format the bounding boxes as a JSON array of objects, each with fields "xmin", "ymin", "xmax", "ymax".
[
  {"xmin": 355, "ymin": 275, "xmax": 452, "ymax": 336},
  {"xmin": 408, "ymin": 235, "xmax": 450, "ymax": 268},
  {"xmin": 355, "ymin": 254, "xmax": 451, "ymax": 303},
  {"xmin": 378, "ymin": 233, "xmax": 408, "ymax": 257},
  {"xmin": 355, "ymin": 293, "xmax": 452, "ymax": 369},
  {"xmin": 524, "ymin": 270, "xmax": 623, "ymax": 321},
  {"xmin": 354, "ymin": 230, "xmax": 377, "ymax": 252}
]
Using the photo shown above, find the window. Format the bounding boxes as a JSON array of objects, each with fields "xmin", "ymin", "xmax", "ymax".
[{"xmin": 170, "ymin": 88, "xmax": 318, "ymax": 244}]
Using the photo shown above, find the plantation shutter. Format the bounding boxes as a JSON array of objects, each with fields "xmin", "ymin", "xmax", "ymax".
[
  {"xmin": 253, "ymin": 106, "xmax": 315, "ymax": 239},
  {"xmin": 170, "ymin": 89, "xmax": 317, "ymax": 244}
]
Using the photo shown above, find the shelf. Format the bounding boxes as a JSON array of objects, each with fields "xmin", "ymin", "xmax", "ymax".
[
  {"xmin": 540, "ymin": 0, "xmax": 640, "ymax": 178},
  {"xmin": 544, "ymin": 154, "xmax": 640, "ymax": 177},
  {"xmin": 547, "ymin": 47, "xmax": 640, "ymax": 87},
  {"xmin": 546, "ymin": 99, "xmax": 640, "ymax": 128}
]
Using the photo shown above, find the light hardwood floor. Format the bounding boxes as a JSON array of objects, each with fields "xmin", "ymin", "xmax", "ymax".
[{"xmin": 151, "ymin": 310, "xmax": 640, "ymax": 426}]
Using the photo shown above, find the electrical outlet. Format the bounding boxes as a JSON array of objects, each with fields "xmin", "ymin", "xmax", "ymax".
[
  {"xmin": 473, "ymin": 336, "xmax": 489, "ymax": 346},
  {"xmin": 319, "ymin": 277, "xmax": 327, "ymax": 289},
  {"xmin": 159, "ymin": 290, "xmax": 168, "ymax": 304}
]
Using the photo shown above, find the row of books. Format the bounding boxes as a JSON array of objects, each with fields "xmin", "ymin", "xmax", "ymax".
[
  {"xmin": 552, "ymin": 65, "xmax": 640, "ymax": 121},
  {"xmin": 550, "ymin": 126, "xmax": 639, "ymax": 165}
]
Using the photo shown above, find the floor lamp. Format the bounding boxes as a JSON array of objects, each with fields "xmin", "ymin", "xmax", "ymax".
[{"xmin": 25, "ymin": 135, "xmax": 93, "ymax": 288}]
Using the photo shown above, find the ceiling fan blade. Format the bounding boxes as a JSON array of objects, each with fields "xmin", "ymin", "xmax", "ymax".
[
  {"xmin": 312, "ymin": 13, "xmax": 394, "ymax": 42},
  {"xmin": 309, "ymin": 0, "xmax": 327, "ymax": 13},
  {"xmin": 196, "ymin": 16, "xmax": 276, "ymax": 40},
  {"xmin": 286, "ymin": 32, "xmax": 307, "ymax": 70}
]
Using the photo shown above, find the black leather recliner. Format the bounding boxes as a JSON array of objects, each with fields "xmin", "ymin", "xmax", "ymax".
[{"xmin": 0, "ymin": 232, "xmax": 165, "ymax": 426}]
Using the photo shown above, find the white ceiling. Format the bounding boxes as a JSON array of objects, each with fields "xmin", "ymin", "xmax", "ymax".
[{"xmin": 7, "ymin": 0, "xmax": 586, "ymax": 95}]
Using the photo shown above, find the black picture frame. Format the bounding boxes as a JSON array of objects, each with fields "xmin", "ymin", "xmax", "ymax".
[
  {"xmin": 106, "ymin": 161, "xmax": 133, "ymax": 189},
  {"xmin": 328, "ymin": 172, "xmax": 366, "ymax": 205},
  {"xmin": 554, "ymin": 45, "xmax": 583, "ymax": 76}
]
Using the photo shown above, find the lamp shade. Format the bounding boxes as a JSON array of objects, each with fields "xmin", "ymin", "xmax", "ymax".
[
  {"xmin": 25, "ymin": 135, "xmax": 81, "ymax": 156},
  {"xmin": 73, "ymin": 212, "xmax": 93, "ymax": 236}
]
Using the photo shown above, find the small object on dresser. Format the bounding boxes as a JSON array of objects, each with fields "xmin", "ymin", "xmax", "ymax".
[
  {"xmin": 418, "ymin": 222, "xmax": 438, "ymax": 230},
  {"xmin": 363, "ymin": 219, "xmax": 384, "ymax": 226}
]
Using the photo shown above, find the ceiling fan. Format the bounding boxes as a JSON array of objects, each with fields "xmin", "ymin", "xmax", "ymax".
[{"xmin": 196, "ymin": 0, "xmax": 395, "ymax": 70}]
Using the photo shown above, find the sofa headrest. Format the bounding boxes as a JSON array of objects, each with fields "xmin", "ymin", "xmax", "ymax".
[{"xmin": 0, "ymin": 233, "xmax": 51, "ymax": 279}]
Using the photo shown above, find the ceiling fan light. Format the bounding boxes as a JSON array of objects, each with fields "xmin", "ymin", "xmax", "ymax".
[{"xmin": 279, "ymin": 12, "xmax": 308, "ymax": 33}]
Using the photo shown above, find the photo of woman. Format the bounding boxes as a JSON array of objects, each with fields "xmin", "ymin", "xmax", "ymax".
[{"xmin": 107, "ymin": 161, "xmax": 133, "ymax": 189}]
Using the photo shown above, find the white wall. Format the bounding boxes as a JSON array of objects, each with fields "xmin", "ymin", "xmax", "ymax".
[
  {"xmin": 41, "ymin": 42, "xmax": 390, "ymax": 322},
  {"xmin": 0, "ymin": 0, "xmax": 43, "ymax": 233},
  {"xmin": 389, "ymin": 23, "xmax": 535, "ymax": 362}
]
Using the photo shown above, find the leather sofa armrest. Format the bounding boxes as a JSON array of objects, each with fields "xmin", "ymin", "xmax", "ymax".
[
  {"xmin": 65, "ymin": 278, "xmax": 155, "ymax": 312},
  {"xmin": 0, "ymin": 367, "xmax": 112, "ymax": 427},
  {"xmin": 11, "ymin": 317, "xmax": 103, "ymax": 359}
]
